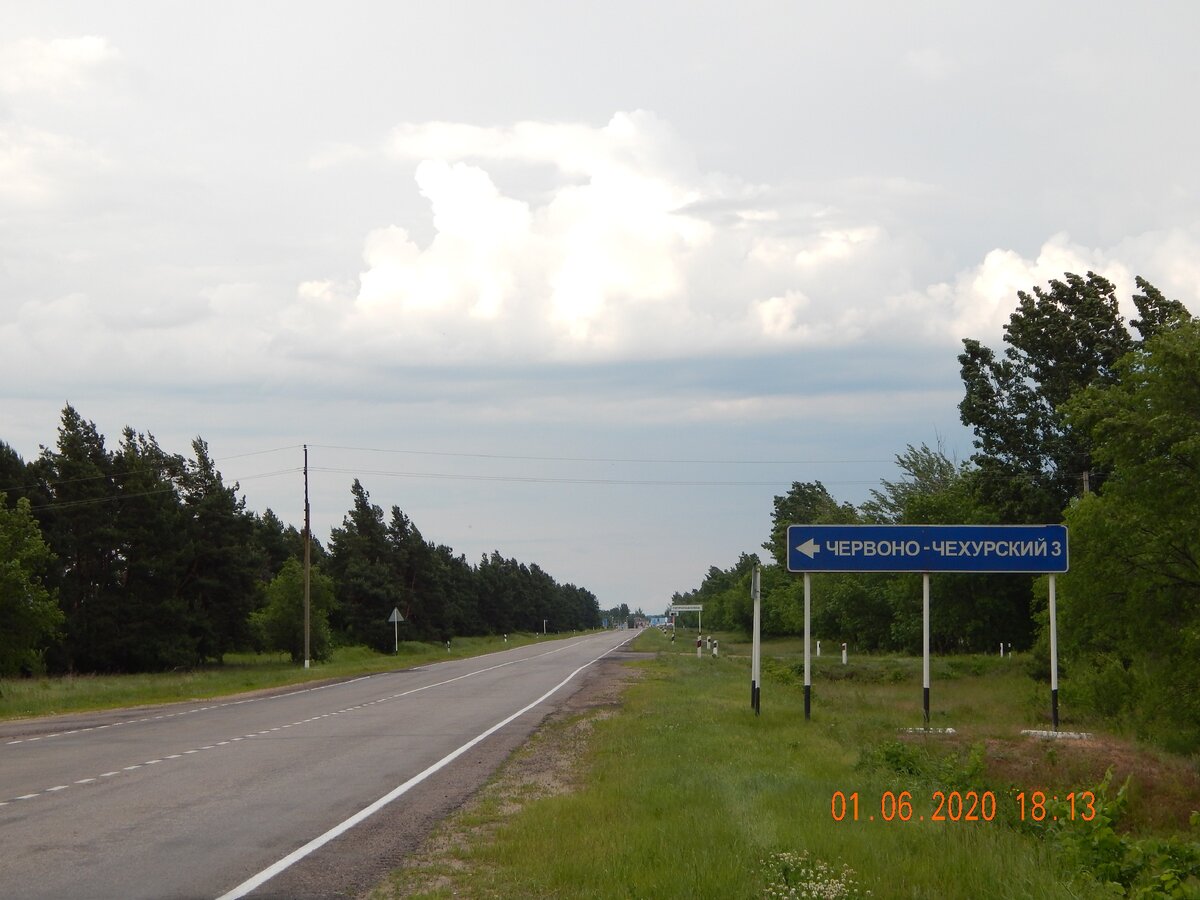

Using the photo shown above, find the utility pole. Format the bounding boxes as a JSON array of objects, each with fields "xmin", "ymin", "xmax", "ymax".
[{"xmin": 303, "ymin": 444, "xmax": 311, "ymax": 669}]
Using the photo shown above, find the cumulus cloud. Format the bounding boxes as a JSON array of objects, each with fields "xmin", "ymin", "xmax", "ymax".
[
  {"xmin": 289, "ymin": 111, "xmax": 1199, "ymax": 369},
  {"xmin": 7, "ymin": 104, "xmax": 1198, "ymax": 397},
  {"xmin": 334, "ymin": 111, "xmax": 915, "ymax": 362},
  {"xmin": 897, "ymin": 230, "xmax": 1200, "ymax": 346}
]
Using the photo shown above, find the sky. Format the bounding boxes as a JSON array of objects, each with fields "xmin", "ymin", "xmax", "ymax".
[{"xmin": 2, "ymin": 2, "xmax": 1198, "ymax": 613}]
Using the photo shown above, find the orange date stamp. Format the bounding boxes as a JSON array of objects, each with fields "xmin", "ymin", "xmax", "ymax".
[{"xmin": 830, "ymin": 789, "xmax": 1097, "ymax": 823}]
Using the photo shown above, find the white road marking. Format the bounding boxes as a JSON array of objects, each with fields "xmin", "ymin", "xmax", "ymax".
[
  {"xmin": 217, "ymin": 634, "xmax": 635, "ymax": 900},
  {"xmin": 0, "ymin": 636, "xmax": 610, "ymax": 811},
  {"xmin": 0, "ymin": 674, "xmax": 379, "ymax": 750}
]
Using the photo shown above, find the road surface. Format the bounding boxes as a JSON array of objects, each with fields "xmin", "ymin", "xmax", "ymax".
[{"xmin": 0, "ymin": 629, "xmax": 637, "ymax": 899}]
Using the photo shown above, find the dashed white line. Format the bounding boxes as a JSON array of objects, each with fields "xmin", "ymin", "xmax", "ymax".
[{"xmin": 1, "ymin": 637, "xmax": 603, "ymax": 811}]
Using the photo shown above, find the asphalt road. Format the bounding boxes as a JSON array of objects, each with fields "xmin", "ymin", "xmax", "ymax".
[{"xmin": 0, "ymin": 630, "xmax": 638, "ymax": 900}]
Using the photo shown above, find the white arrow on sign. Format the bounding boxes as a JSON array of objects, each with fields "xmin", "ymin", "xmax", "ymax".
[
  {"xmin": 388, "ymin": 608, "xmax": 405, "ymax": 623},
  {"xmin": 794, "ymin": 538, "xmax": 820, "ymax": 559}
]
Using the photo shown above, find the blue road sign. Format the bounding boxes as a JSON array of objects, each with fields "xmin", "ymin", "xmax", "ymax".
[{"xmin": 786, "ymin": 524, "xmax": 1068, "ymax": 573}]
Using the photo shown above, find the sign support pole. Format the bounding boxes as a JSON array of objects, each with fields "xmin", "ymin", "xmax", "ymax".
[
  {"xmin": 303, "ymin": 444, "xmax": 311, "ymax": 670},
  {"xmin": 1049, "ymin": 574, "xmax": 1059, "ymax": 731},
  {"xmin": 922, "ymin": 573, "xmax": 931, "ymax": 728},
  {"xmin": 803, "ymin": 572, "xmax": 811, "ymax": 721},
  {"xmin": 751, "ymin": 566, "xmax": 761, "ymax": 715}
]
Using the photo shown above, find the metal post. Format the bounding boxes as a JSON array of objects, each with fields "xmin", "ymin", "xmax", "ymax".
[
  {"xmin": 751, "ymin": 566, "xmax": 761, "ymax": 714},
  {"xmin": 803, "ymin": 572, "xmax": 811, "ymax": 721},
  {"xmin": 1049, "ymin": 574, "xmax": 1059, "ymax": 730},
  {"xmin": 303, "ymin": 444, "xmax": 311, "ymax": 670},
  {"xmin": 922, "ymin": 573, "xmax": 930, "ymax": 727}
]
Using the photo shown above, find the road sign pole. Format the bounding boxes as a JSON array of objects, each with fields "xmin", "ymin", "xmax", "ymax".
[
  {"xmin": 922, "ymin": 573, "xmax": 931, "ymax": 728},
  {"xmin": 1049, "ymin": 574, "xmax": 1059, "ymax": 731},
  {"xmin": 751, "ymin": 566, "xmax": 761, "ymax": 714},
  {"xmin": 803, "ymin": 572, "xmax": 811, "ymax": 721}
]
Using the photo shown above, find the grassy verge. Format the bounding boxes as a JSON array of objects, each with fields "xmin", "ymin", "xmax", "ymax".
[
  {"xmin": 0, "ymin": 632, "xmax": 559, "ymax": 720},
  {"xmin": 377, "ymin": 629, "xmax": 1200, "ymax": 899}
]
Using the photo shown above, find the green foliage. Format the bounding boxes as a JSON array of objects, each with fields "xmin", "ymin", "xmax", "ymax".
[
  {"xmin": 764, "ymin": 481, "xmax": 858, "ymax": 566},
  {"xmin": 1046, "ymin": 771, "xmax": 1200, "ymax": 897},
  {"xmin": 0, "ymin": 441, "xmax": 28, "ymax": 507},
  {"xmin": 179, "ymin": 438, "xmax": 265, "ymax": 660},
  {"xmin": 958, "ymin": 272, "xmax": 1184, "ymax": 523},
  {"xmin": 1058, "ymin": 318, "xmax": 1200, "ymax": 751},
  {"xmin": 691, "ymin": 449, "xmax": 1035, "ymax": 654},
  {"xmin": 20, "ymin": 405, "xmax": 278, "ymax": 672},
  {"xmin": 0, "ymin": 494, "xmax": 64, "ymax": 675},
  {"xmin": 328, "ymin": 480, "xmax": 601, "ymax": 648},
  {"xmin": 250, "ymin": 559, "xmax": 335, "ymax": 663}
]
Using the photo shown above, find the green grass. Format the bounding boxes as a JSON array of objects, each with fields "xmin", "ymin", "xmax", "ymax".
[
  {"xmin": 0, "ymin": 632, "xmax": 557, "ymax": 720},
  {"xmin": 379, "ymin": 629, "xmax": 1200, "ymax": 899}
]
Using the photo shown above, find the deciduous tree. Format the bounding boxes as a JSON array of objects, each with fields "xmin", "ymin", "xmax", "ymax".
[{"xmin": 0, "ymin": 494, "xmax": 64, "ymax": 675}]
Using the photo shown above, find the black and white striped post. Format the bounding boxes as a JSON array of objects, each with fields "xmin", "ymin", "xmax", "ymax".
[
  {"xmin": 803, "ymin": 572, "xmax": 812, "ymax": 720},
  {"xmin": 1049, "ymin": 573, "xmax": 1059, "ymax": 730},
  {"xmin": 751, "ymin": 565, "xmax": 762, "ymax": 715},
  {"xmin": 922, "ymin": 573, "xmax": 931, "ymax": 728}
]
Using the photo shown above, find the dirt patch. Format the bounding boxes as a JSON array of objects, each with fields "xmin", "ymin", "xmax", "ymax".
[
  {"xmin": 369, "ymin": 657, "xmax": 645, "ymax": 898},
  {"xmin": 900, "ymin": 730, "xmax": 1200, "ymax": 833}
]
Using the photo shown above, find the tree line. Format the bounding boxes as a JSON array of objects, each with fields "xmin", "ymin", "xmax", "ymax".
[
  {"xmin": 0, "ymin": 411, "xmax": 601, "ymax": 675},
  {"xmin": 673, "ymin": 273, "xmax": 1200, "ymax": 752}
]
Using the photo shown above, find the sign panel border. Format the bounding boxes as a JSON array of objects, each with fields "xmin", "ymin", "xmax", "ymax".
[{"xmin": 785, "ymin": 524, "xmax": 1068, "ymax": 574}]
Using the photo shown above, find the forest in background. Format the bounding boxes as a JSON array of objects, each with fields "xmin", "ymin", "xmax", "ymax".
[
  {"xmin": 0, "ymin": 415, "xmax": 604, "ymax": 675},
  {"xmin": 671, "ymin": 273, "xmax": 1200, "ymax": 752}
]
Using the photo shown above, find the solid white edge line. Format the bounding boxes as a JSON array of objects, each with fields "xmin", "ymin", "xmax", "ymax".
[{"xmin": 215, "ymin": 633, "xmax": 634, "ymax": 900}]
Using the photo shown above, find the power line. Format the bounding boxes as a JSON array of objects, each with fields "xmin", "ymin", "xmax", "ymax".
[
  {"xmin": 307, "ymin": 443, "xmax": 893, "ymax": 466},
  {"xmin": 0, "ymin": 446, "xmax": 300, "ymax": 496},
  {"xmin": 309, "ymin": 465, "xmax": 881, "ymax": 488}
]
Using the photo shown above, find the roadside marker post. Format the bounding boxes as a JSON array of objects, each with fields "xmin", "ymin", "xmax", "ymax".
[{"xmin": 786, "ymin": 524, "xmax": 1068, "ymax": 729}]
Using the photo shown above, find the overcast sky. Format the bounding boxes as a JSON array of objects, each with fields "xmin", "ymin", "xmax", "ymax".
[{"xmin": 3, "ymin": 2, "xmax": 1198, "ymax": 612}]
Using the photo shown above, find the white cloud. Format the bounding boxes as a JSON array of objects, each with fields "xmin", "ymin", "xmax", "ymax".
[
  {"xmin": 280, "ymin": 112, "xmax": 1200, "ymax": 369},
  {"xmin": 0, "ymin": 36, "xmax": 120, "ymax": 96},
  {"xmin": 7, "ymin": 104, "xmax": 1198, "ymax": 397},
  {"xmin": 894, "ymin": 230, "xmax": 1200, "ymax": 345},
  {"xmin": 0, "ymin": 124, "xmax": 109, "ymax": 204},
  {"xmin": 0, "ymin": 37, "xmax": 119, "ymax": 206}
]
